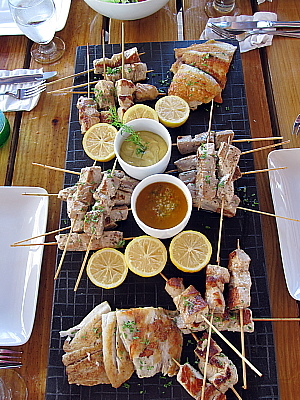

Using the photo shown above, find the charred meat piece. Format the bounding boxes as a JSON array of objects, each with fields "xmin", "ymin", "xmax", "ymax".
[
  {"xmin": 77, "ymin": 96, "xmax": 100, "ymax": 134},
  {"xmin": 196, "ymin": 143, "xmax": 219, "ymax": 206},
  {"xmin": 195, "ymin": 333, "xmax": 238, "ymax": 393},
  {"xmin": 55, "ymin": 231, "xmax": 124, "ymax": 251},
  {"xmin": 93, "ymin": 47, "xmax": 141, "ymax": 74},
  {"xmin": 177, "ymin": 362, "xmax": 226, "ymax": 400},
  {"xmin": 168, "ymin": 64, "xmax": 222, "ymax": 110},
  {"xmin": 205, "ymin": 265, "xmax": 230, "ymax": 314},
  {"xmin": 173, "ymin": 285, "xmax": 209, "ymax": 327},
  {"xmin": 116, "ymin": 307, "xmax": 182, "ymax": 378},
  {"xmin": 227, "ymin": 248, "xmax": 252, "ymax": 310},
  {"xmin": 115, "ymin": 78, "xmax": 136, "ymax": 111},
  {"xmin": 174, "ymin": 154, "xmax": 197, "ymax": 172},
  {"xmin": 165, "ymin": 277, "xmax": 185, "ymax": 298},
  {"xmin": 94, "ymin": 80, "xmax": 115, "ymax": 110},
  {"xmin": 134, "ymin": 83, "xmax": 159, "ymax": 102},
  {"xmin": 217, "ymin": 142, "xmax": 241, "ymax": 203},
  {"xmin": 177, "ymin": 132, "xmax": 213, "ymax": 155},
  {"xmin": 102, "ymin": 311, "xmax": 134, "ymax": 388},
  {"xmin": 179, "ymin": 169, "xmax": 197, "ymax": 185}
]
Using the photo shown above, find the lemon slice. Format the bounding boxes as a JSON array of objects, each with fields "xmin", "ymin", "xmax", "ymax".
[
  {"xmin": 122, "ymin": 104, "xmax": 159, "ymax": 124},
  {"xmin": 155, "ymin": 95, "xmax": 190, "ymax": 128},
  {"xmin": 125, "ymin": 235, "xmax": 167, "ymax": 277},
  {"xmin": 82, "ymin": 123, "xmax": 117, "ymax": 161},
  {"xmin": 169, "ymin": 230, "xmax": 212, "ymax": 273},
  {"xmin": 87, "ymin": 248, "xmax": 128, "ymax": 289}
]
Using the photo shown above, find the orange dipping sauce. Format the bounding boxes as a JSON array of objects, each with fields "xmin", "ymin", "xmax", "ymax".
[{"xmin": 135, "ymin": 181, "xmax": 188, "ymax": 229}]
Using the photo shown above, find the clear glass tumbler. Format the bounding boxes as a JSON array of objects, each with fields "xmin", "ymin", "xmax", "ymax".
[{"xmin": 205, "ymin": 0, "xmax": 240, "ymax": 17}]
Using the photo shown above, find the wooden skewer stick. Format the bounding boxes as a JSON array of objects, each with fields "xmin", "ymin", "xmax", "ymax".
[
  {"xmin": 47, "ymin": 81, "xmax": 99, "ymax": 94},
  {"xmin": 201, "ymin": 312, "xmax": 214, "ymax": 400},
  {"xmin": 240, "ymin": 308, "xmax": 247, "ymax": 389},
  {"xmin": 201, "ymin": 315, "xmax": 262, "ymax": 377},
  {"xmin": 32, "ymin": 162, "xmax": 81, "ymax": 175},
  {"xmin": 172, "ymin": 357, "xmax": 180, "ymax": 367},
  {"xmin": 45, "ymin": 68, "xmax": 94, "ymax": 86},
  {"xmin": 241, "ymin": 166, "xmax": 287, "ymax": 175},
  {"xmin": 237, "ymin": 206, "xmax": 300, "ymax": 222},
  {"xmin": 253, "ymin": 317, "xmax": 300, "ymax": 321},
  {"xmin": 207, "ymin": 100, "xmax": 214, "ymax": 136},
  {"xmin": 240, "ymin": 140, "xmax": 290, "ymax": 155},
  {"xmin": 233, "ymin": 136, "xmax": 283, "ymax": 142},
  {"xmin": 87, "ymin": 44, "xmax": 90, "ymax": 99},
  {"xmin": 11, "ymin": 225, "xmax": 71, "ymax": 245},
  {"xmin": 22, "ymin": 192, "xmax": 58, "ymax": 196},
  {"xmin": 74, "ymin": 234, "xmax": 95, "ymax": 291},
  {"xmin": 11, "ymin": 242, "xmax": 57, "ymax": 246},
  {"xmin": 216, "ymin": 198, "xmax": 225, "ymax": 265},
  {"xmin": 54, "ymin": 218, "xmax": 77, "ymax": 280},
  {"xmin": 160, "ymin": 272, "xmax": 168, "ymax": 281},
  {"xmin": 121, "ymin": 22, "xmax": 125, "ymax": 80},
  {"xmin": 102, "ymin": 29, "xmax": 107, "ymax": 80}
]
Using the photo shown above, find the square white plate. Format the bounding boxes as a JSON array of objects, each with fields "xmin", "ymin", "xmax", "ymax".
[
  {"xmin": 0, "ymin": 186, "xmax": 48, "ymax": 346},
  {"xmin": 0, "ymin": 0, "xmax": 71, "ymax": 36},
  {"xmin": 268, "ymin": 148, "xmax": 300, "ymax": 300}
]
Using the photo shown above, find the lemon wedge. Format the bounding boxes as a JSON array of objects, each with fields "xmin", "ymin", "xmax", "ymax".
[
  {"xmin": 155, "ymin": 95, "xmax": 190, "ymax": 128},
  {"xmin": 169, "ymin": 230, "xmax": 212, "ymax": 273},
  {"xmin": 82, "ymin": 123, "xmax": 117, "ymax": 162},
  {"xmin": 124, "ymin": 235, "xmax": 167, "ymax": 277},
  {"xmin": 122, "ymin": 104, "xmax": 159, "ymax": 124},
  {"xmin": 87, "ymin": 248, "xmax": 128, "ymax": 289}
]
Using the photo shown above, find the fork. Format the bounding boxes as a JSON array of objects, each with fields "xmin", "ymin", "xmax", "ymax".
[
  {"xmin": 0, "ymin": 83, "xmax": 47, "ymax": 100},
  {"xmin": 0, "ymin": 349, "xmax": 22, "ymax": 369},
  {"xmin": 209, "ymin": 23, "xmax": 300, "ymax": 41},
  {"xmin": 292, "ymin": 114, "xmax": 300, "ymax": 135}
]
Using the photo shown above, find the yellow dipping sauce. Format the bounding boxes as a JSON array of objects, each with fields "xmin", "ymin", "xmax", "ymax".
[
  {"xmin": 136, "ymin": 182, "xmax": 188, "ymax": 229},
  {"xmin": 120, "ymin": 130, "xmax": 167, "ymax": 167}
]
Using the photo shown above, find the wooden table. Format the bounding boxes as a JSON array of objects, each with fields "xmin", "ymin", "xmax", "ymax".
[{"xmin": 0, "ymin": 0, "xmax": 299, "ymax": 399}]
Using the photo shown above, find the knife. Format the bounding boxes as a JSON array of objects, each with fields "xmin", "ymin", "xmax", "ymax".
[
  {"xmin": 210, "ymin": 20, "xmax": 300, "ymax": 31},
  {"xmin": 0, "ymin": 71, "xmax": 57, "ymax": 85}
]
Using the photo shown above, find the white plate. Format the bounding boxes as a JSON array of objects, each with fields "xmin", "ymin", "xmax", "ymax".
[
  {"xmin": 0, "ymin": 186, "xmax": 48, "ymax": 346},
  {"xmin": 0, "ymin": 0, "xmax": 71, "ymax": 36},
  {"xmin": 268, "ymin": 148, "xmax": 300, "ymax": 300}
]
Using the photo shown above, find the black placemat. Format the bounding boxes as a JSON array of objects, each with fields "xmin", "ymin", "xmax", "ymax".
[{"xmin": 46, "ymin": 41, "xmax": 278, "ymax": 400}]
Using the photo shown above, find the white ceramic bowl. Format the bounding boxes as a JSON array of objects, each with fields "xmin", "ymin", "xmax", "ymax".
[
  {"xmin": 83, "ymin": 0, "xmax": 169, "ymax": 21},
  {"xmin": 114, "ymin": 118, "xmax": 171, "ymax": 180},
  {"xmin": 131, "ymin": 174, "xmax": 193, "ymax": 239}
]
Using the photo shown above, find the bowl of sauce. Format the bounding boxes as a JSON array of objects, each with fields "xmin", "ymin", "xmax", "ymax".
[
  {"xmin": 131, "ymin": 174, "xmax": 193, "ymax": 239},
  {"xmin": 114, "ymin": 118, "xmax": 171, "ymax": 180}
]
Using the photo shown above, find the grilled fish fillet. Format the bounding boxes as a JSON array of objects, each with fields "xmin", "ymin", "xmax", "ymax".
[{"xmin": 102, "ymin": 311, "xmax": 134, "ymax": 388}]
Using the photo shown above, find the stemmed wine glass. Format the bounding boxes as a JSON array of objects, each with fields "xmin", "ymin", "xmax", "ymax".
[
  {"xmin": 8, "ymin": 0, "xmax": 65, "ymax": 64},
  {"xmin": 205, "ymin": 0, "xmax": 240, "ymax": 17}
]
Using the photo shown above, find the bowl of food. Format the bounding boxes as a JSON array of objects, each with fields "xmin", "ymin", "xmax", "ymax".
[
  {"xmin": 114, "ymin": 118, "xmax": 172, "ymax": 180},
  {"xmin": 131, "ymin": 174, "xmax": 193, "ymax": 239},
  {"xmin": 83, "ymin": 0, "xmax": 169, "ymax": 21}
]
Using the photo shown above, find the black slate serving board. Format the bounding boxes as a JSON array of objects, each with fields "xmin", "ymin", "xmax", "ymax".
[{"xmin": 46, "ymin": 41, "xmax": 278, "ymax": 400}]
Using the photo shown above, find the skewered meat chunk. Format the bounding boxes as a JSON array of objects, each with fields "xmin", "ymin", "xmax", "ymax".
[
  {"xmin": 177, "ymin": 130, "xmax": 234, "ymax": 155},
  {"xmin": 205, "ymin": 265, "xmax": 230, "ymax": 314},
  {"xmin": 168, "ymin": 64, "xmax": 222, "ymax": 110},
  {"xmin": 177, "ymin": 362, "xmax": 226, "ymax": 400},
  {"xmin": 174, "ymin": 154, "xmax": 197, "ymax": 172},
  {"xmin": 179, "ymin": 169, "xmax": 197, "ymax": 185},
  {"xmin": 94, "ymin": 80, "xmax": 115, "ymax": 110},
  {"xmin": 119, "ymin": 174, "xmax": 139, "ymax": 192},
  {"xmin": 115, "ymin": 78, "xmax": 135, "ymax": 111},
  {"xmin": 173, "ymin": 285, "xmax": 209, "ymax": 327},
  {"xmin": 58, "ymin": 185, "xmax": 77, "ymax": 201},
  {"xmin": 77, "ymin": 96, "xmax": 100, "ymax": 134},
  {"xmin": 83, "ymin": 209, "xmax": 105, "ymax": 237},
  {"xmin": 62, "ymin": 303, "xmax": 111, "ymax": 386},
  {"xmin": 196, "ymin": 143, "xmax": 219, "ymax": 207},
  {"xmin": 104, "ymin": 63, "xmax": 148, "ymax": 83},
  {"xmin": 227, "ymin": 248, "xmax": 252, "ymax": 310},
  {"xmin": 114, "ymin": 189, "xmax": 132, "ymax": 206},
  {"xmin": 165, "ymin": 277, "xmax": 185, "ymax": 298},
  {"xmin": 195, "ymin": 333, "xmax": 238, "ymax": 393},
  {"xmin": 55, "ymin": 231, "xmax": 124, "ymax": 251},
  {"xmin": 100, "ymin": 110, "xmax": 113, "ymax": 123},
  {"xmin": 93, "ymin": 47, "xmax": 141, "ymax": 74},
  {"xmin": 217, "ymin": 142, "xmax": 241, "ymax": 203},
  {"xmin": 102, "ymin": 311, "xmax": 135, "ymax": 388},
  {"xmin": 134, "ymin": 83, "xmax": 159, "ymax": 101}
]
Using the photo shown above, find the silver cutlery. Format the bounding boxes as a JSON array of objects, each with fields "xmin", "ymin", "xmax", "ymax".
[
  {"xmin": 0, "ymin": 83, "xmax": 47, "ymax": 100},
  {"xmin": 209, "ymin": 20, "xmax": 300, "ymax": 30},
  {"xmin": 0, "ymin": 349, "xmax": 22, "ymax": 369},
  {"xmin": 209, "ymin": 24, "xmax": 300, "ymax": 41},
  {"xmin": 0, "ymin": 71, "xmax": 57, "ymax": 85},
  {"xmin": 292, "ymin": 114, "xmax": 300, "ymax": 136}
]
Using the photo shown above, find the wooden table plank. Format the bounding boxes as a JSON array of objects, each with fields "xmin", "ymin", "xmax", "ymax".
[
  {"xmin": 9, "ymin": 1, "xmax": 104, "ymax": 398},
  {"xmin": 182, "ymin": 1, "xmax": 300, "ymax": 399},
  {"xmin": 108, "ymin": 0, "xmax": 178, "ymax": 44},
  {"xmin": 0, "ymin": 35, "xmax": 28, "ymax": 185}
]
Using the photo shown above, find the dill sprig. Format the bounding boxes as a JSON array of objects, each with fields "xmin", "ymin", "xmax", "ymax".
[{"xmin": 108, "ymin": 106, "xmax": 148, "ymax": 156}]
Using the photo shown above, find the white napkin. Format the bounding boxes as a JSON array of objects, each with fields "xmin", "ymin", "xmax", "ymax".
[
  {"xmin": 257, "ymin": 0, "xmax": 272, "ymax": 4},
  {"xmin": 0, "ymin": 68, "xmax": 44, "ymax": 112},
  {"xmin": 200, "ymin": 12, "xmax": 277, "ymax": 53}
]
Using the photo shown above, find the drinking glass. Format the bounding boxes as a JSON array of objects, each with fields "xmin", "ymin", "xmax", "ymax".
[
  {"xmin": 8, "ymin": 0, "xmax": 65, "ymax": 64},
  {"xmin": 0, "ymin": 369, "xmax": 28, "ymax": 400},
  {"xmin": 205, "ymin": 0, "xmax": 240, "ymax": 17}
]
